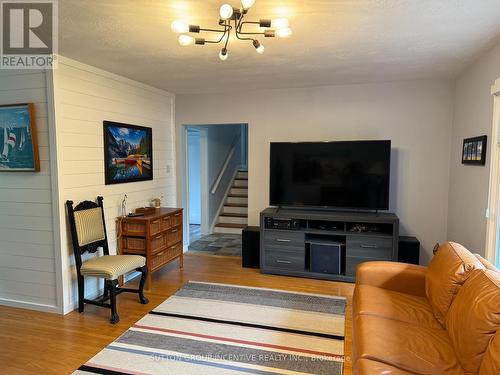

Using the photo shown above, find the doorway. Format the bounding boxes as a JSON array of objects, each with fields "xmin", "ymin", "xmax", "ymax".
[{"xmin": 183, "ymin": 123, "xmax": 248, "ymax": 255}]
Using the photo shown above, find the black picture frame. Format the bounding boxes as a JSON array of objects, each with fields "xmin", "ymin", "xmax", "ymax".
[
  {"xmin": 103, "ymin": 121, "xmax": 153, "ymax": 185},
  {"xmin": 462, "ymin": 135, "xmax": 487, "ymax": 165}
]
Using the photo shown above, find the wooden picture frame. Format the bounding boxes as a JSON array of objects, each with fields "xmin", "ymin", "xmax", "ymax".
[
  {"xmin": 103, "ymin": 121, "xmax": 153, "ymax": 185},
  {"xmin": 0, "ymin": 103, "xmax": 40, "ymax": 172},
  {"xmin": 462, "ymin": 135, "xmax": 487, "ymax": 165}
]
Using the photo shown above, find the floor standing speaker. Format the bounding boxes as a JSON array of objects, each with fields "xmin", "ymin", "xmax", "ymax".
[
  {"xmin": 398, "ymin": 236, "xmax": 420, "ymax": 265},
  {"xmin": 242, "ymin": 226, "xmax": 260, "ymax": 268}
]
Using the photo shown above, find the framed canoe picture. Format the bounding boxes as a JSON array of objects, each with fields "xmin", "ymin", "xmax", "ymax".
[
  {"xmin": 103, "ymin": 121, "xmax": 153, "ymax": 184},
  {"xmin": 0, "ymin": 103, "xmax": 40, "ymax": 172}
]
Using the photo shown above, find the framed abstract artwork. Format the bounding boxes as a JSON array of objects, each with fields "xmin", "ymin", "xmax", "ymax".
[
  {"xmin": 462, "ymin": 135, "xmax": 487, "ymax": 166},
  {"xmin": 103, "ymin": 121, "xmax": 153, "ymax": 185},
  {"xmin": 0, "ymin": 103, "xmax": 40, "ymax": 172}
]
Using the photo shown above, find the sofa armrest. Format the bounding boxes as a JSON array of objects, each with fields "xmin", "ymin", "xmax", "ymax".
[{"xmin": 356, "ymin": 261, "xmax": 427, "ymax": 297}]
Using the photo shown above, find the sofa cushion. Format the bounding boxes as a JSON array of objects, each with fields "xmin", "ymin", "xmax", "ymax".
[
  {"xmin": 446, "ymin": 269, "xmax": 500, "ymax": 374},
  {"xmin": 353, "ymin": 284, "xmax": 441, "ymax": 329},
  {"xmin": 354, "ymin": 314, "xmax": 463, "ymax": 374},
  {"xmin": 474, "ymin": 253, "xmax": 499, "ymax": 272},
  {"xmin": 425, "ymin": 242, "xmax": 484, "ymax": 326},
  {"xmin": 354, "ymin": 358, "xmax": 416, "ymax": 375},
  {"xmin": 480, "ymin": 331, "xmax": 500, "ymax": 375}
]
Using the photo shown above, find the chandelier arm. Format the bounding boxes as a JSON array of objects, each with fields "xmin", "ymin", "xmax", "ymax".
[
  {"xmin": 234, "ymin": 15, "xmax": 254, "ymax": 42},
  {"xmin": 203, "ymin": 22, "xmax": 232, "ymax": 44}
]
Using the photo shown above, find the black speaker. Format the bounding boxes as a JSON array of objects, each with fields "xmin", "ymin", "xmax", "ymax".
[
  {"xmin": 242, "ymin": 226, "xmax": 260, "ymax": 268},
  {"xmin": 398, "ymin": 236, "xmax": 420, "ymax": 265},
  {"xmin": 309, "ymin": 241, "xmax": 344, "ymax": 274}
]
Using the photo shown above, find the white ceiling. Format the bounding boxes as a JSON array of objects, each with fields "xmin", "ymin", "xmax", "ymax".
[{"xmin": 59, "ymin": 0, "xmax": 500, "ymax": 94}]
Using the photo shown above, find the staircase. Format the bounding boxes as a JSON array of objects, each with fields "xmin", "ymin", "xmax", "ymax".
[{"xmin": 214, "ymin": 170, "xmax": 248, "ymax": 234}]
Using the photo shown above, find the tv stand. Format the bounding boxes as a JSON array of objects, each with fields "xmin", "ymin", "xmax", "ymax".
[{"xmin": 260, "ymin": 207, "xmax": 399, "ymax": 282}]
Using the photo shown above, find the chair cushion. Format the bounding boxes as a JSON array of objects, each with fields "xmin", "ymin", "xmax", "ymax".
[
  {"xmin": 74, "ymin": 207, "xmax": 106, "ymax": 246},
  {"xmin": 425, "ymin": 242, "xmax": 484, "ymax": 326},
  {"xmin": 80, "ymin": 255, "xmax": 145, "ymax": 280},
  {"xmin": 446, "ymin": 269, "xmax": 500, "ymax": 374},
  {"xmin": 480, "ymin": 330, "xmax": 500, "ymax": 375},
  {"xmin": 354, "ymin": 314, "xmax": 463, "ymax": 374},
  {"xmin": 354, "ymin": 358, "xmax": 416, "ymax": 375},
  {"xmin": 353, "ymin": 284, "xmax": 441, "ymax": 329}
]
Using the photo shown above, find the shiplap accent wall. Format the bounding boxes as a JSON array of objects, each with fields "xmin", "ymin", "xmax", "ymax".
[
  {"xmin": 0, "ymin": 70, "xmax": 59, "ymax": 312},
  {"xmin": 52, "ymin": 58, "xmax": 176, "ymax": 313}
]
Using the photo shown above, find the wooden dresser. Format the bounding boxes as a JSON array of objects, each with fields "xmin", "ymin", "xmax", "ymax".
[{"xmin": 118, "ymin": 208, "xmax": 183, "ymax": 289}]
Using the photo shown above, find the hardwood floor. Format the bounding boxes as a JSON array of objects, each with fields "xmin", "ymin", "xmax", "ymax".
[{"xmin": 0, "ymin": 254, "xmax": 355, "ymax": 375}]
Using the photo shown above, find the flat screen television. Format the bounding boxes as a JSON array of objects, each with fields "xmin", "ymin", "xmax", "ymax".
[{"xmin": 270, "ymin": 140, "xmax": 391, "ymax": 210}]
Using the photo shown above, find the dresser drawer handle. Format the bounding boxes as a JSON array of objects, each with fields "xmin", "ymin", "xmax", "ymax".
[
  {"xmin": 175, "ymin": 213, "xmax": 181, "ymax": 217},
  {"xmin": 152, "ymin": 220, "xmax": 160, "ymax": 225},
  {"xmin": 360, "ymin": 244, "xmax": 378, "ymax": 249},
  {"xmin": 276, "ymin": 238, "xmax": 291, "ymax": 242},
  {"xmin": 171, "ymin": 229, "xmax": 178, "ymax": 233},
  {"xmin": 154, "ymin": 235, "xmax": 163, "ymax": 241},
  {"xmin": 276, "ymin": 259, "xmax": 292, "ymax": 264},
  {"xmin": 157, "ymin": 251, "xmax": 164, "ymax": 256},
  {"xmin": 171, "ymin": 245, "xmax": 176, "ymax": 250}
]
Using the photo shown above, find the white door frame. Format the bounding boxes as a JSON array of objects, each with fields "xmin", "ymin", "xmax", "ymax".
[
  {"xmin": 184, "ymin": 126, "xmax": 209, "ymax": 244},
  {"xmin": 484, "ymin": 79, "xmax": 500, "ymax": 264}
]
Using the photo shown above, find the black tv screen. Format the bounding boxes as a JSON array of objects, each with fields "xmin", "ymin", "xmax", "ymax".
[{"xmin": 270, "ymin": 140, "xmax": 391, "ymax": 210}]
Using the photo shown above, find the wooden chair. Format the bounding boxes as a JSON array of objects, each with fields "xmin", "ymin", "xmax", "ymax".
[{"xmin": 66, "ymin": 196, "xmax": 148, "ymax": 324}]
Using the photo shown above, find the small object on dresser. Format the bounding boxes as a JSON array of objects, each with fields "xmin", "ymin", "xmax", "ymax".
[{"xmin": 135, "ymin": 207, "xmax": 157, "ymax": 215}]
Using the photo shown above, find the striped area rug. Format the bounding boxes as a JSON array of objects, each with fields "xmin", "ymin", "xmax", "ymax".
[{"xmin": 75, "ymin": 281, "xmax": 346, "ymax": 375}]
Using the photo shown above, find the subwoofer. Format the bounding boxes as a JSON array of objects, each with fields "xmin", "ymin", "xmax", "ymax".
[
  {"xmin": 242, "ymin": 226, "xmax": 260, "ymax": 268},
  {"xmin": 398, "ymin": 236, "xmax": 420, "ymax": 265},
  {"xmin": 309, "ymin": 241, "xmax": 344, "ymax": 275}
]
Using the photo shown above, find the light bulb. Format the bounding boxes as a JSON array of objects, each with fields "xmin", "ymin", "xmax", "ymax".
[
  {"xmin": 242, "ymin": 0, "xmax": 255, "ymax": 9},
  {"xmin": 219, "ymin": 4, "xmax": 234, "ymax": 20},
  {"xmin": 253, "ymin": 40, "xmax": 265, "ymax": 54},
  {"xmin": 178, "ymin": 35, "xmax": 195, "ymax": 46},
  {"xmin": 219, "ymin": 49, "xmax": 228, "ymax": 61},
  {"xmin": 272, "ymin": 18, "xmax": 289, "ymax": 29},
  {"xmin": 171, "ymin": 20, "xmax": 189, "ymax": 33},
  {"xmin": 276, "ymin": 27, "xmax": 292, "ymax": 38}
]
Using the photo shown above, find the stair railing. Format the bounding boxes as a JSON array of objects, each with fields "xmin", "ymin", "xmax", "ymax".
[{"xmin": 211, "ymin": 134, "xmax": 241, "ymax": 195}]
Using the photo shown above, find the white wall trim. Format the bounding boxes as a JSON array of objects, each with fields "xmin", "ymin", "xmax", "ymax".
[
  {"xmin": 491, "ymin": 79, "xmax": 500, "ymax": 96},
  {"xmin": 485, "ymin": 87, "xmax": 500, "ymax": 263},
  {"xmin": 0, "ymin": 297, "xmax": 59, "ymax": 314},
  {"xmin": 45, "ymin": 69, "xmax": 65, "ymax": 314}
]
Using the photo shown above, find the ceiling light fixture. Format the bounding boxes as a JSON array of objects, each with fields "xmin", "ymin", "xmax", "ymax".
[{"xmin": 171, "ymin": 1, "xmax": 291, "ymax": 60}]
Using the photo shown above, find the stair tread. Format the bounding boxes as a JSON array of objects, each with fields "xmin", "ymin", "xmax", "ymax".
[
  {"xmin": 215, "ymin": 223, "xmax": 247, "ymax": 228},
  {"xmin": 224, "ymin": 203, "xmax": 248, "ymax": 207},
  {"xmin": 220, "ymin": 213, "xmax": 248, "ymax": 218},
  {"xmin": 228, "ymin": 194, "xmax": 248, "ymax": 198},
  {"xmin": 234, "ymin": 178, "xmax": 248, "ymax": 181}
]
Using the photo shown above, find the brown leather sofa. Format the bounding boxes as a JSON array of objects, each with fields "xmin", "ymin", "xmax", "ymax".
[{"xmin": 352, "ymin": 242, "xmax": 500, "ymax": 374}]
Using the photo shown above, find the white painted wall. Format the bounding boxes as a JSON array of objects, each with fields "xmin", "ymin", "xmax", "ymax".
[
  {"xmin": 176, "ymin": 81, "xmax": 454, "ymax": 264},
  {"xmin": 0, "ymin": 70, "xmax": 59, "ymax": 312},
  {"xmin": 51, "ymin": 57, "xmax": 176, "ymax": 313},
  {"xmin": 447, "ymin": 43, "xmax": 500, "ymax": 255}
]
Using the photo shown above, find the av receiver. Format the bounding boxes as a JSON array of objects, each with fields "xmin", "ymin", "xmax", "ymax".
[{"xmin": 264, "ymin": 217, "xmax": 300, "ymax": 230}]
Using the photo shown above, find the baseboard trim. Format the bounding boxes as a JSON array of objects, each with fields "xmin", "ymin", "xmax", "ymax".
[{"xmin": 0, "ymin": 297, "xmax": 59, "ymax": 314}]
